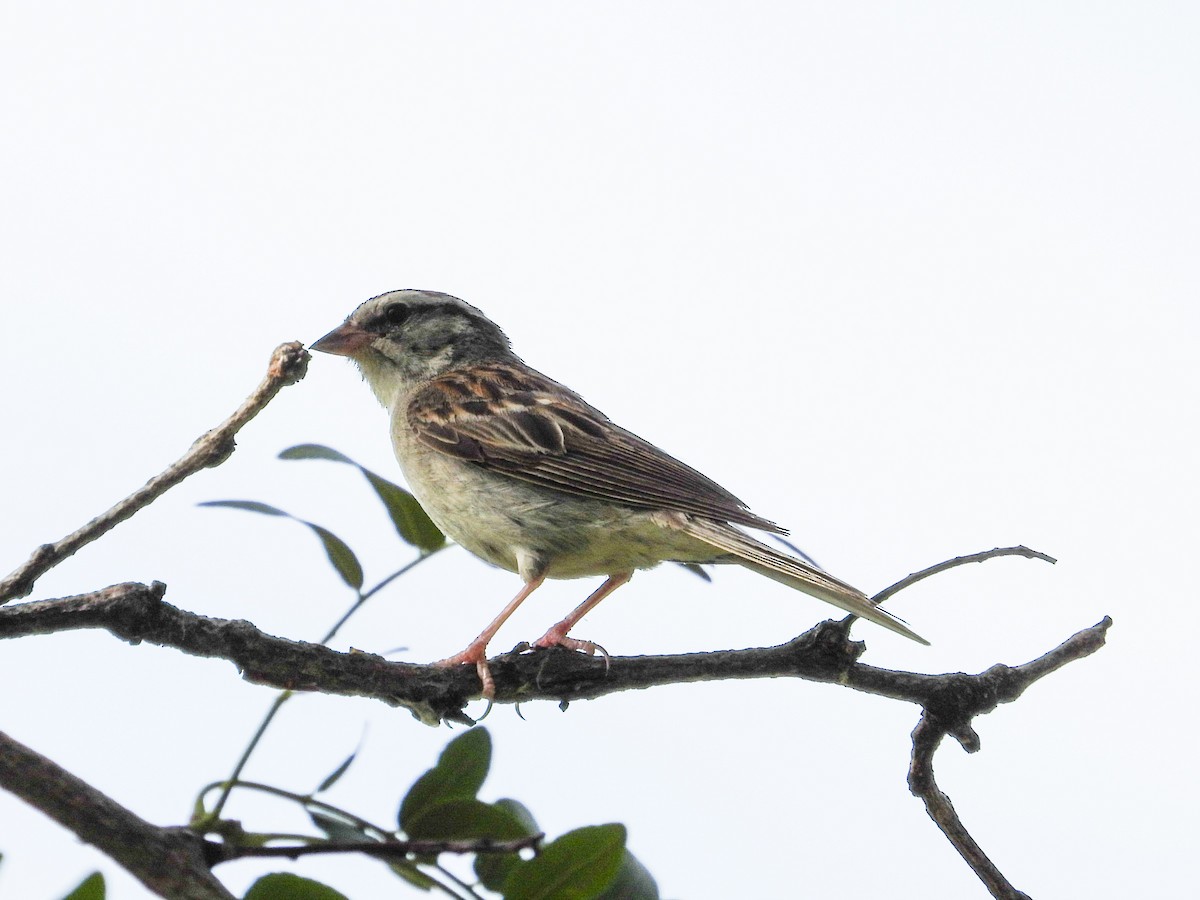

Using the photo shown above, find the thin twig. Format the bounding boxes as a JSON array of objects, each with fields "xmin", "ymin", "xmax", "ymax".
[
  {"xmin": 871, "ymin": 545, "xmax": 1057, "ymax": 607},
  {"xmin": 206, "ymin": 552, "xmax": 440, "ymax": 821},
  {"xmin": 197, "ymin": 779, "xmax": 392, "ymax": 839},
  {"xmin": 0, "ymin": 342, "xmax": 310, "ymax": 604},
  {"xmin": 204, "ymin": 691, "xmax": 294, "ymax": 823},
  {"xmin": 434, "ymin": 861, "xmax": 489, "ymax": 900},
  {"xmin": 211, "ymin": 834, "xmax": 541, "ymax": 863}
]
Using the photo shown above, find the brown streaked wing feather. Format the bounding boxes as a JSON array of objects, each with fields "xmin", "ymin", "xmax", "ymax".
[{"xmin": 407, "ymin": 365, "xmax": 784, "ymax": 533}]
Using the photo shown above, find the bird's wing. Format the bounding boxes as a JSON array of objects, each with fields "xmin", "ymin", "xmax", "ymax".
[{"xmin": 407, "ymin": 362, "xmax": 783, "ymax": 533}]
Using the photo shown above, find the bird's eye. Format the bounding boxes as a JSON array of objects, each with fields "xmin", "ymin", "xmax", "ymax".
[{"xmin": 382, "ymin": 303, "xmax": 409, "ymax": 327}]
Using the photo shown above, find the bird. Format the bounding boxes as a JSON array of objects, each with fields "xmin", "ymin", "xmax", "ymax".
[{"xmin": 312, "ymin": 289, "xmax": 927, "ymax": 698}]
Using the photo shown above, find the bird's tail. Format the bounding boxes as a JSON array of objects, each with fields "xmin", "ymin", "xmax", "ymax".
[{"xmin": 677, "ymin": 517, "xmax": 929, "ymax": 645}]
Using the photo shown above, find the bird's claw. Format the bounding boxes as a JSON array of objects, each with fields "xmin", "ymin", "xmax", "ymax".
[
  {"xmin": 533, "ymin": 633, "xmax": 612, "ymax": 673},
  {"xmin": 432, "ymin": 645, "xmax": 497, "ymax": 701}
]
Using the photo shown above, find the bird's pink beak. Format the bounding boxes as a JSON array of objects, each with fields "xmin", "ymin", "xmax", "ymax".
[{"xmin": 311, "ymin": 322, "xmax": 375, "ymax": 357}]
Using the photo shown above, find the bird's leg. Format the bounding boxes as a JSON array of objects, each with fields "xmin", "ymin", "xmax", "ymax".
[
  {"xmin": 433, "ymin": 574, "xmax": 546, "ymax": 699},
  {"xmin": 532, "ymin": 571, "xmax": 632, "ymax": 656}
]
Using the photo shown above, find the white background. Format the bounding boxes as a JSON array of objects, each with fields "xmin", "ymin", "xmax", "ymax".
[{"xmin": 1, "ymin": 3, "xmax": 1195, "ymax": 898}]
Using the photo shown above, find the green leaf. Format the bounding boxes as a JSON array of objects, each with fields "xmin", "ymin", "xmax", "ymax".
[
  {"xmin": 476, "ymin": 848, "xmax": 524, "ymax": 892},
  {"xmin": 199, "ymin": 499, "xmax": 290, "ymax": 517},
  {"xmin": 387, "ymin": 860, "xmax": 438, "ymax": 891},
  {"xmin": 596, "ymin": 850, "xmax": 660, "ymax": 900},
  {"xmin": 308, "ymin": 811, "xmax": 371, "ymax": 843},
  {"xmin": 303, "ymin": 809, "xmax": 436, "ymax": 892},
  {"xmin": 279, "ymin": 444, "xmax": 356, "ymax": 463},
  {"xmin": 243, "ymin": 873, "xmax": 349, "ymax": 900},
  {"xmin": 362, "ymin": 469, "xmax": 445, "ymax": 552},
  {"xmin": 399, "ymin": 728, "xmax": 491, "ymax": 833},
  {"xmin": 61, "ymin": 873, "xmax": 105, "ymax": 900},
  {"xmin": 406, "ymin": 797, "xmax": 531, "ymax": 841},
  {"xmin": 473, "ymin": 798, "xmax": 541, "ymax": 890},
  {"xmin": 309, "ymin": 524, "xmax": 364, "ymax": 590},
  {"xmin": 315, "ymin": 749, "xmax": 358, "ymax": 794},
  {"xmin": 494, "ymin": 797, "xmax": 540, "ymax": 834},
  {"xmin": 503, "ymin": 825, "xmax": 626, "ymax": 900},
  {"xmin": 279, "ymin": 443, "xmax": 445, "ymax": 551},
  {"xmin": 200, "ymin": 500, "xmax": 363, "ymax": 591}
]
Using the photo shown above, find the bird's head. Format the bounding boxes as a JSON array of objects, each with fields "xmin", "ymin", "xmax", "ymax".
[{"xmin": 312, "ymin": 289, "xmax": 512, "ymax": 405}]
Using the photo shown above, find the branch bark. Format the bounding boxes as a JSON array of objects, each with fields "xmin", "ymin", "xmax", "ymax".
[
  {"xmin": 0, "ymin": 342, "xmax": 310, "ymax": 605},
  {"xmin": 0, "ymin": 729, "xmax": 235, "ymax": 900},
  {"xmin": 906, "ymin": 620, "xmax": 1109, "ymax": 899},
  {"xmin": 0, "ymin": 580, "xmax": 1109, "ymax": 727}
]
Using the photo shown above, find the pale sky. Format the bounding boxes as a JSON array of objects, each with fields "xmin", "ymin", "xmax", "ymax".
[{"xmin": 1, "ymin": 3, "xmax": 1196, "ymax": 898}]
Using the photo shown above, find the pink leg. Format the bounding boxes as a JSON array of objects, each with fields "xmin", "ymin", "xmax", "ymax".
[
  {"xmin": 533, "ymin": 572, "xmax": 633, "ymax": 654},
  {"xmin": 433, "ymin": 574, "xmax": 546, "ymax": 699}
]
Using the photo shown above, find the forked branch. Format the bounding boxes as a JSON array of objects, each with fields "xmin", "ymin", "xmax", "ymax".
[{"xmin": 907, "ymin": 618, "xmax": 1109, "ymax": 899}]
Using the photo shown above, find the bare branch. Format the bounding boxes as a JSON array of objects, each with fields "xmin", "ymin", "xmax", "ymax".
[
  {"xmin": 909, "ymin": 716, "xmax": 1027, "ymax": 899},
  {"xmin": 0, "ymin": 729, "xmax": 234, "ymax": 900},
  {"xmin": 0, "ymin": 342, "xmax": 310, "ymax": 605},
  {"xmin": 906, "ymin": 618, "xmax": 1111, "ymax": 899},
  {"xmin": 0, "ymin": 580, "xmax": 939, "ymax": 722},
  {"xmin": 871, "ymin": 545, "xmax": 1057, "ymax": 607},
  {"xmin": 0, "ymin": 581, "xmax": 1111, "ymax": 729}
]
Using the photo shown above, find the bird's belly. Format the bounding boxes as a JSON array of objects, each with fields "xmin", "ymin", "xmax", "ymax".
[{"xmin": 393, "ymin": 435, "xmax": 715, "ymax": 579}]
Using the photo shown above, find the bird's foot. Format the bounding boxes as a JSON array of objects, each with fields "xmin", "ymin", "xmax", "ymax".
[
  {"xmin": 532, "ymin": 629, "xmax": 611, "ymax": 672},
  {"xmin": 432, "ymin": 643, "xmax": 496, "ymax": 700}
]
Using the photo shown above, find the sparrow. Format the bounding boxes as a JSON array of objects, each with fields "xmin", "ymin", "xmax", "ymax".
[{"xmin": 312, "ymin": 289, "xmax": 927, "ymax": 698}]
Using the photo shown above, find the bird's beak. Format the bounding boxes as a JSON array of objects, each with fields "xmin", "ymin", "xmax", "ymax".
[{"xmin": 311, "ymin": 322, "xmax": 375, "ymax": 357}]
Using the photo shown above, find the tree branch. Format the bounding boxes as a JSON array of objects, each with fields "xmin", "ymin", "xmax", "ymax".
[
  {"xmin": 0, "ymin": 580, "xmax": 1110, "ymax": 896},
  {"xmin": 0, "ymin": 580, "xmax": 1109, "ymax": 729},
  {"xmin": 0, "ymin": 729, "xmax": 235, "ymax": 900},
  {"xmin": 0, "ymin": 342, "xmax": 310, "ymax": 605},
  {"xmin": 906, "ymin": 618, "xmax": 1110, "ymax": 899}
]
